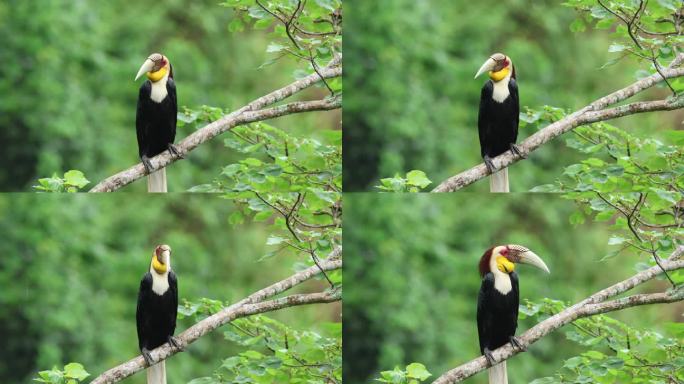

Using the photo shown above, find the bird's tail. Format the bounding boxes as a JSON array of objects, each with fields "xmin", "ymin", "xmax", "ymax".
[
  {"xmin": 488, "ymin": 361, "xmax": 508, "ymax": 384},
  {"xmin": 147, "ymin": 360, "xmax": 166, "ymax": 384},
  {"xmin": 489, "ymin": 168, "xmax": 509, "ymax": 192},
  {"xmin": 147, "ymin": 168, "xmax": 167, "ymax": 192}
]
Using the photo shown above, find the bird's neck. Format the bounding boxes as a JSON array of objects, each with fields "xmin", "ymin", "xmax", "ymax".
[
  {"xmin": 491, "ymin": 71, "xmax": 512, "ymax": 103},
  {"xmin": 489, "ymin": 256, "xmax": 513, "ymax": 294},
  {"xmin": 150, "ymin": 262, "xmax": 171, "ymax": 295},
  {"xmin": 150, "ymin": 72, "xmax": 169, "ymax": 103}
]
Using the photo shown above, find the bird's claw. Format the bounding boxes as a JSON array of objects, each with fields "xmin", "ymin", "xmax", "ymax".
[
  {"xmin": 141, "ymin": 348, "xmax": 154, "ymax": 366},
  {"xmin": 168, "ymin": 336, "xmax": 183, "ymax": 351},
  {"xmin": 168, "ymin": 143, "xmax": 184, "ymax": 159},
  {"xmin": 510, "ymin": 143, "xmax": 526, "ymax": 159},
  {"xmin": 483, "ymin": 156, "xmax": 496, "ymax": 174},
  {"xmin": 483, "ymin": 348, "xmax": 496, "ymax": 366},
  {"xmin": 510, "ymin": 336, "xmax": 526, "ymax": 351},
  {"xmin": 141, "ymin": 156, "xmax": 154, "ymax": 174}
]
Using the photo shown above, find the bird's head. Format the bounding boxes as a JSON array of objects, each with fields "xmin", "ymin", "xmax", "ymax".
[
  {"xmin": 474, "ymin": 53, "xmax": 515, "ymax": 82},
  {"xmin": 479, "ymin": 244, "xmax": 549, "ymax": 277},
  {"xmin": 135, "ymin": 53, "xmax": 172, "ymax": 82},
  {"xmin": 151, "ymin": 244, "xmax": 172, "ymax": 274}
]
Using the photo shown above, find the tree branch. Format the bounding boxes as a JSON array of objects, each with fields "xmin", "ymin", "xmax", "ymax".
[
  {"xmin": 90, "ymin": 251, "xmax": 342, "ymax": 384},
  {"xmin": 90, "ymin": 61, "xmax": 342, "ymax": 192},
  {"xmin": 432, "ymin": 54, "xmax": 684, "ymax": 192},
  {"xmin": 432, "ymin": 246, "xmax": 684, "ymax": 384}
]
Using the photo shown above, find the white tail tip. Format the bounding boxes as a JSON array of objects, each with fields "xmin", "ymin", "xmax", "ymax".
[
  {"xmin": 147, "ymin": 168, "xmax": 167, "ymax": 192},
  {"xmin": 147, "ymin": 360, "xmax": 166, "ymax": 384},
  {"xmin": 489, "ymin": 168, "xmax": 509, "ymax": 192},
  {"xmin": 488, "ymin": 360, "xmax": 508, "ymax": 384}
]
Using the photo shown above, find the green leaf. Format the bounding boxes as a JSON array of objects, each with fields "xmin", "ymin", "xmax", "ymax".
[
  {"xmin": 229, "ymin": 211, "xmax": 244, "ymax": 225},
  {"xmin": 608, "ymin": 43, "xmax": 628, "ymax": 53},
  {"xmin": 405, "ymin": 363, "xmax": 431, "ymax": 380},
  {"xmin": 607, "ymin": 236, "xmax": 628, "ymax": 245},
  {"xmin": 315, "ymin": 0, "xmax": 338, "ymax": 11},
  {"xmin": 564, "ymin": 356, "xmax": 584, "ymax": 369},
  {"xmin": 266, "ymin": 236, "xmax": 287, "ymax": 245},
  {"xmin": 266, "ymin": 43, "xmax": 287, "ymax": 53},
  {"xmin": 584, "ymin": 350, "xmax": 605, "ymax": 359},
  {"xmin": 569, "ymin": 211, "xmax": 585, "ymax": 225},
  {"xmin": 63, "ymin": 363, "xmax": 89, "ymax": 381},
  {"xmin": 406, "ymin": 170, "xmax": 432, "ymax": 188},
  {"xmin": 63, "ymin": 170, "xmax": 89, "ymax": 189},
  {"xmin": 570, "ymin": 18, "xmax": 586, "ymax": 32}
]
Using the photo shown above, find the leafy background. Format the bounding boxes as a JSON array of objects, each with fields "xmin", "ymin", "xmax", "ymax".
[
  {"xmin": 342, "ymin": 193, "xmax": 682, "ymax": 384},
  {"xmin": 0, "ymin": 0, "xmax": 339, "ymax": 192},
  {"xmin": 0, "ymin": 194, "xmax": 339, "ymax": 383},
  {"xmin": 342, "ymin": 0, "xmax": 683, "ymax": 192}
]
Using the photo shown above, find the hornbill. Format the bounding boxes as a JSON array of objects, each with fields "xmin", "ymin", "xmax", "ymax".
[
  {"xmin": 136, "ymin": 244, "xmax": 181, "ymax": 384},
  {"xmin": 477, "ymin": 244, "xmax": 550, "ymax": 384},
  {"xmin": 134, "ymin": 53, "xmax": 181, "ymax": 192},
  {"xmin": 474, "ymin": 53, "xmax": 523, "ymax": 192}
]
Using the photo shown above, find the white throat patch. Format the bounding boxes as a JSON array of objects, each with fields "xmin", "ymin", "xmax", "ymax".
[
  {"xmin": 491, "ymin": 71, "xmax": 512, "ymax": 103},
  {"xmin": 489, "ymin": 254, "xmax": 512, "ymax": 294},
  {"xmin": 150, "ymin": 261, "xmax": 171, "ymax": 295},
  {"xmin": 150, "ymin": 72, "xmax": 169, "ymax": 103}
]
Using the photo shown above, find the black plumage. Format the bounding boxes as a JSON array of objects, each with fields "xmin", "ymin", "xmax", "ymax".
[
  {"xmin": 135, "ymin": 78, "xmax": 177, "ymax": 171},
  {"xmin": 477, "ymin": 271, "xmax": 519, "ymax": 359},
  {"xmin": 136, "ymin": 271, "xmax": 178, "ymax": 362},
  {"xmin": 477, "ymin": 79, "xmax": 520, "ymax": 169}
]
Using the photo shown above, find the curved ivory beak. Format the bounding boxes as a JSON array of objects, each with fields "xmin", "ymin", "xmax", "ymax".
[
  {"xmin": 508, "ymin": 244, "xmax": 550, "ymax": 273},
  {"xmin": 135, "ymin": 58, "xmax": 154, "ymax": 81},
  {"xmin": 474, "ymin": 57, "xmax": 496, "ymax": 79}
]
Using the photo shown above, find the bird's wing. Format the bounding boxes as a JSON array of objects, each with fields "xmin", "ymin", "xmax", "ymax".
[
  {"xmin": 508, "ymin": 78, "xmax": 520, "ymax": 141},
  {"xmin": 136, "ymin": 81, "xmax": 152, "ymax": 157},
  {"xmin": 136, "ymin": 272, "xmax": 153, "ymax": 348},
  {"xmin": 478, "ymin": 81, "xmax": 494, "ymax": 157},
  {"xmin": 477, "ymin": 273, "xmax": 495, "ymax": 353},
  {"xmin": 167, "ymin": 78, "xmax": 178, "ymax": 142},
  {"xmin": 169, "ymin": 270, "xmax": 178, "ymax": 334},
  {"xmin": 510, "ymin": 271, "xmax": 520, "ymax": 330}
]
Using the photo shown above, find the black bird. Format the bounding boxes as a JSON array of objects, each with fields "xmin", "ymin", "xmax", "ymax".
[
  {"xmin": 474, "ymin": 53, "xmax": 523, "ymax": 192},
  {"xmin": 134, "ymin": 53, "xmax": 181, "ymax": 192},
  {"xmin": 136, "ymin": 244, "xmax": 181, "ymax": 384},
  {"xmin": 477, "ymin": 244, "xmax": 550, "ymax": 384}
]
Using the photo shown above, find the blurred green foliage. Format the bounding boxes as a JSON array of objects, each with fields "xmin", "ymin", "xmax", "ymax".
[
  {"xmin": 343, "ymin": 0, "xmax": 682, "ymax": 191},
  {"xmin": 0, "ymin": 194, "xmax": 339, "ymax": 383},
  {"xmin": 523, "ymin": 298, "xmax": 684, "ymax": 383},
  {"xmin": 0, "ymin": 0, "xmax": 338, "ymax": 191},
  {"xmin": 185, "ymin": 314, "xmax": 341, "ymax": 383},
  {"xmin": 343, "ymin": 193, "xmax": 680, "ymax": 384}
]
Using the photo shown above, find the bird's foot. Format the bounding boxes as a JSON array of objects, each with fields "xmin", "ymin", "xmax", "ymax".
[
  {"xmin": 510, "ymin": 336, "xmax": 526, "ymax": 352},
  {"xmin": 168, "ymin": 143, "xmax": 184, "ymax": 159},
  {"xmin": 510, "ymin": 143, "xmax": 526, "ymax": 159},
  {"xmin": 141, "ymin": 156, "xmax": 154, "ymax": 174},
  {"xmin": 141, "ymin": 348, "xmax": 154, "ymax": 366},
  {"xmin": 483, "ymin": 348, "xmax": 496, "ymax": 366},
  {"xmin": 484, "ymin": 156, "xmax": 497, "ymax": 174},
  {"xmin": 168, "ymin": 335, "xmax": 183, "ymax": 351}
]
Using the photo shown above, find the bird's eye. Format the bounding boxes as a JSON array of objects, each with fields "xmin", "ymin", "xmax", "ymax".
[{"xmin": 500, "ymin": 248, "xmax": 509, "ymax": 256}]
